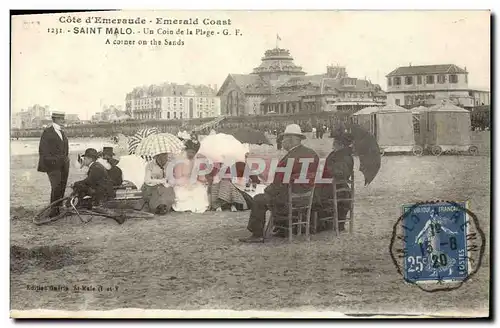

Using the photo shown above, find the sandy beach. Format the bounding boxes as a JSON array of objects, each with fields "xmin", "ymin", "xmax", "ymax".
[{"xmin": 10, "ymin": 132, "xmax": 490, "ymax": 315}]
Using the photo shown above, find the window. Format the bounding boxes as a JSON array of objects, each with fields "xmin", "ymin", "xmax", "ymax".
[
  {"xmin": 465, "ymin": 74, "xmax": 468, "ymax": 83},
  {"xmin": 180, "ymin": 112, "xmax": 183, "ymax": 119},
  {"xmin": 394, "ymin": 77, "xmax": 401, "ymax": 85},
  {"xmin": 405, "ymin": 76, "xmax": 413, "ymax": 85},
  {"xmin": 449, "ymin": 74, "xmax": 458, "ymax": 83},
  {"xmin": 395, "ymin": 99, "xmax": 401, "ymax": 106},
  {"xmin": 167, "ymin": 112, "xmax": 170, "ymax": 119},
  {"xmin": 437, "ymin": 75, "xmax": 446, "ymax": 84},
  {"xmin": 174, "ymin": 112, "xmax": 177, "ymax": 119},
  {"xmin": 417, "ymin": 76, "xmax": 422, "ymax": 85}
]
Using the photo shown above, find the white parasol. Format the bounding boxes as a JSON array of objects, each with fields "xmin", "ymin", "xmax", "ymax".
[
  {"xmin": 198, "ymin": 133, "xmax": 249, "ymax": 164},
  {"xmin": 116, "ymin": 155, "xmax": 148, "ymax": 189}
]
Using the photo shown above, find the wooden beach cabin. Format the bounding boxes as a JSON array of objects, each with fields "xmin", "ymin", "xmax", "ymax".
[
  {"xmin": 353, "ymin": 104, "xmax": 419, "ymax": 155},
  {"xmin": 352, "ymin": 107, "xmax": 380, "ymax": 132},
  {"xmin": 419, "ymin": 101, "xmax": 477, "ymax": 156}
]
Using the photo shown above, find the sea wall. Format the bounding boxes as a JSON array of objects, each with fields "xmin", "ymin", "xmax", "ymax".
[{"xmin": 10, "ymin": 112, "xmax": 352, "ymax": 138}]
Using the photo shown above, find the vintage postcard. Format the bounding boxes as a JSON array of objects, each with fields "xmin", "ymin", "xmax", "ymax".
[{"xmin": 10, "ymin": 10, "xmax": 491, "ymax": 318}]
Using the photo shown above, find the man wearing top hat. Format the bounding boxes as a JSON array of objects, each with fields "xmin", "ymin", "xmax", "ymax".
[
  {"xmin": 37, "ymin": 111, "xmax": 70, "ymax": 217},
  {"xmin": 99, "ymin": 147, "xmax": 123, "ymax": 187},
  {"xmin": 240, "ymin": 124, "xmax": 319, "ymax": 243},
  {"xmin": 73, "ymin": 148, "xmax": 115, "ymax": 206}
]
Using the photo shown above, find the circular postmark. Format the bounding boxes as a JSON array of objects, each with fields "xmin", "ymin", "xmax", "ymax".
[{"xmin": 389, "ymin": 200, "xmax": 486, "ymax": 292}]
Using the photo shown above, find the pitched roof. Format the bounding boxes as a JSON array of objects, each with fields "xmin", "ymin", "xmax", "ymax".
[
  {"xmin": 386, "ymin": 64, "xmax": 468, "ymax": 77},
  {"xmin": 353, "ymin": 106, "xmax": 380, "ymax": 115},
  {"xmin": 428, "ymin": 102, "xmax": 469, "ymax": 113},
  {"xmin": 378, "ymin": 104, "xmax": 410, "ymax": 113},
  {"xmin": 227, "ymin": 74, "xmax": 272, "ymax": 95}
]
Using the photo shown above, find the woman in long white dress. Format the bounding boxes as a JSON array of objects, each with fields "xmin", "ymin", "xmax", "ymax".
[{"xmin": 170, "ymin": 139, "xmax": 210, "ymax": 213}]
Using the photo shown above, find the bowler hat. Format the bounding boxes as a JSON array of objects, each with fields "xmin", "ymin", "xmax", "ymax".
[
  {"xmin": 283, "ymin": 124, "xmax": 306, "ymax": 139},
  {"xmin": 83, "ymin": 148, "xmax": 98, "ymax": 160}
]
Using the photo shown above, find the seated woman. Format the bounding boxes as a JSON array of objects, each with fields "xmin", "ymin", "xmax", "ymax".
[
  {"xmin": 72, "ymin": 148, "xmax": 115, "ymax": 207},
  {"xmin": 97, "ymin": 147, "xmax": 123, "ymax": 187},
  {"xmin": 142, "ymin": 152, "xmax": 176, "ymax": 215},
  {"xmin": 315, "ymin": 132, "xmax": 354, "ymax": 232},
  {"xmin": 170, "ymin": 139, "xmax": 210, "ymax": 213},
  {"xmin": 208, "ymin": 160, "xmax": 255, "ymax": 212}
]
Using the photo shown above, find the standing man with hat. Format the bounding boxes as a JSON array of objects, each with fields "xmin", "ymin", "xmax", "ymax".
[
  {"xmin": 240, "ymin": 124, "xmax": 319, "ymax": 243},
  {"xmin": 37, "ymin": 111, "xmax": 70, "ymax": 217}
]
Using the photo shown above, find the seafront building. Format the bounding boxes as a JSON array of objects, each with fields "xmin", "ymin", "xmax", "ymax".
[
  {"xmin": 217, "ymin": 47, "xmax": 386, "ymax": 116},
  {"xmin": 385, "ymin": 64, "xmax": 490, "ymax": 109},
  {"xmin": 11, "ymin": 104, "xmax": 80, "ymax": 129},
  {"xmin": 125, "ymin": 83, "xmax": 221, "ymax": 121}
]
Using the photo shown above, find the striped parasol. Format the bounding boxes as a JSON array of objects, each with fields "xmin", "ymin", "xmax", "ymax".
[
  {"xmin": 128, "ymin": 127, "xmax": 161, "ymax": 155},
  {"xmin": 134, "ymin": 133, "xmax": 186, "ymax": 158}
]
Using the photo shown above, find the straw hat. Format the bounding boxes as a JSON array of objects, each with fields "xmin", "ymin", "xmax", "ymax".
[
  {"xmin": 283, "ymin": 124, "xmax": 306, "ymax": 139},
  {"xmin": 51, "ymin": 111, "xmax": 65, "ymax": 119}
]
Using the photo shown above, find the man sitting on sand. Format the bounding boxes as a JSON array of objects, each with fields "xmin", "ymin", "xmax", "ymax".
[
  {"xmin": 239, "ymin": 124, "xmax": 319, "ymax": 243},
  {"xmin": 97, "ymin": 147, "xmax": 123, "ymax": 187},
  {"xmin": 72, "ymin": 148, "xmax": 115, "ymax": 207}
]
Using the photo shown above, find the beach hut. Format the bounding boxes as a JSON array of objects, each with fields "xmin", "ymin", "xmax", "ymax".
[
  {"xmin": 352, "ymin": 106, "xmax": 380, "ymax": 132},
  {"xmin": 353, "ymin": 104, "xmax": 420, "ymax": 155},
  {"xmin": 419, "ymin": 101, "xmax": 477, "ymax": 156}
]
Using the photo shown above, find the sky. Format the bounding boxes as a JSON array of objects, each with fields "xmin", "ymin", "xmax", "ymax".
[{"xmin": 11, "ymin": 10, "xmax": 490, "ymax": 120}]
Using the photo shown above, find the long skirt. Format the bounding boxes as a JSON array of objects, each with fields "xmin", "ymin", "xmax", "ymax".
[
  {"xmin": 141, "ymin": 184, "xmax": 175, "ymax": 213},
  {"xmin": 172, "ymin": 182, "xmax": 209, "ymax": 213},
  {"xmin": 210, "ymin": 180, "xmax": 249, "ymax": 210}
]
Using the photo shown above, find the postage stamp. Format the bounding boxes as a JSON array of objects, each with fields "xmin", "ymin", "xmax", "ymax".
[{"xmin": 389, "ymin": 200, "xmax": 486, "ymax": 292}]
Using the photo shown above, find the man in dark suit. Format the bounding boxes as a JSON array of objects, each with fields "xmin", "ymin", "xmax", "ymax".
[
  {"xmin": 240, "ymin": 124, "xmax": 319, "ymax": 243},
  {"xmin": 72, "ymin": 148, "xmax": 115, "ymax": 206},
  {"xmin": 101, "ymin": 147, "xmax": 123, "ymax": 187},
  {"xmin": 315, "ymin": 133, "xmax": 354, "ymax": 232},
  {"xmin": 37, "ymin": 111, "xmax": 70, "ymax": 217}
]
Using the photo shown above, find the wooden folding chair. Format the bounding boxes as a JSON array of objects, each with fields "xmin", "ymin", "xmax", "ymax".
[
  {"xmin": 313, "ymin": 170, "xmax": 355, "ymax": 236},
  {"xmin": 264, "ymin": 184, "xmax": 316, "ymax": 242}
]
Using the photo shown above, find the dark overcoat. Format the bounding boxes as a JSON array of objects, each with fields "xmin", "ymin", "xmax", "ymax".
[{"xmin": 37, "ymin": 126, "xmax": 69, "ymax": 173}]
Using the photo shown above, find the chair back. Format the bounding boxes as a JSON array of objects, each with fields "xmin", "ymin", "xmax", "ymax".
[{"xmin": 288, "ymin": 183, "xmax": 316, "ymax": 209}]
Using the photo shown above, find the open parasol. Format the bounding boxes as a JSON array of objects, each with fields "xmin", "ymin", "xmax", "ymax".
[
  {"xmin": 198, "ymin": 133, "xmax": 249, "ymax": 164},
  {"xmin": 218, "ymin": 127, "xmax": 272, "ymax": 145},
  {"xmin": 128, "ymin": 127, "xmax": 161, "ymax": 155},
  {"xmin": 134, "ymin": 132, "xmax": 186, "ymax": 158},
  {"xmin": 333, "ymin": 121, "xmax": 381, "ymax": 186}
]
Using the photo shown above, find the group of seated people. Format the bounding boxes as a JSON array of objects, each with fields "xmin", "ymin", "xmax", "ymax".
[
  {"xmin": 71, "ymin": 123, "xmax": 355, "ymax": 243},
  {"xmin": 71, "ymin": 138, "xmax": 259, "ymax": 216}
]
